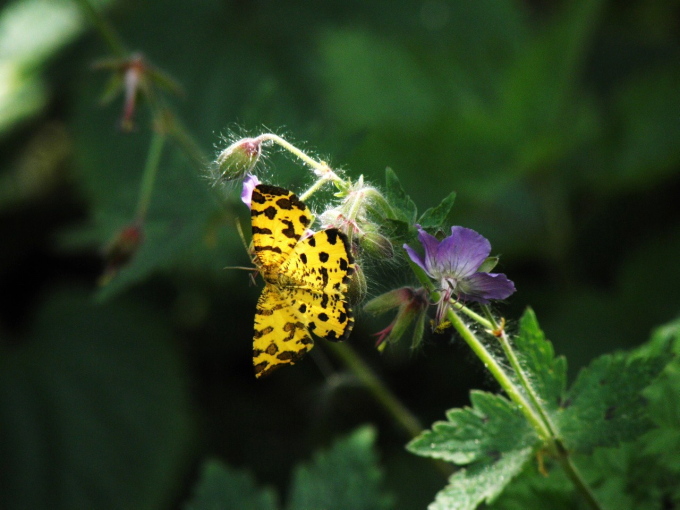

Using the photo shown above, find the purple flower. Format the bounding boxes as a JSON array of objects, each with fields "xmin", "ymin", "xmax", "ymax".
[
  {"xmin": 404, "ymin": 226, "xmax": 515, "ymax": 311},
  {"xmin": 240, "ymin": 173, "xmax": 261, "ymax": 209}
]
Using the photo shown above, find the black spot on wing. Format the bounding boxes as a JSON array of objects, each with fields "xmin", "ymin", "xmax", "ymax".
[
  {"xmin": 308, "ymin": 237, "xmax": 316, "ymax": 247},
  {"xmin": 325, "ymin": 229, "xmax": 339, "ymax": 245},
  {"xmin": 319, "ymin": 267, "xmax": 329, "ymax": 287},
  {"xmin": 256, "ymin": 184, "xmax": 290, "ymax": 197},
  {"xmin": 252, "ymin": 226, "xmax": 273, "ymax": 235},
  {"xmin": 252, "ymin": 205, "xmax": 278, "ymax": 220},
  {"xmin": 300, "ymin": 253, "xmax": 307, "ymax": 264},
  {"xmin": 319, "ymin": 252, "xmax": 329, "ymax": 263},
  {"xmin": 251, "ymin": 188, "xmax": 266, "ymax": 204},
  {"xmin": 254, "ymin": 245, "xmax": 282, "ymax": 254},
  {"xmin": 281, "ymin": 219, "xmax": 297, "ymax": 239},
  {"xmin": 318, "ymin": 312, "xmax": 329, "ymax": 322}
]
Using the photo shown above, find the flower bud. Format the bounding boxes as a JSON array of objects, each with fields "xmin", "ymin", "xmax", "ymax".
[
  {"xmin": 215, "ymin": 137, "xmax": 262, "ymax": 182},
  {"xmin": 348, "ymin": 260, "xmax": 367, "ymax": 304},
  {"xmin": 359, "ymin": 230, "xmax": 394, "ymax": 259},
  {"xmin": 364, "ymin": 287, "xmax": 416, "ymax": 315}
]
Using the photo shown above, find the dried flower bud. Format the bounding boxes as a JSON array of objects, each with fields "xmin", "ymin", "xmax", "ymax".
[
  {"xmin": 100, "ymin": 224, "xmax": 144, "ymax": 285},
  {"xmin": 215, "ymin": 137, "xmax": 262, "ymax": 182},
  {"xmin": 364, "ymin": 287, "xmax": 429, "ymax": 350}
]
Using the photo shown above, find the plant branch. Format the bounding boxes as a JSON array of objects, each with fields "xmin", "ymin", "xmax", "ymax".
[
  {"xmin": 324, "ymin": 341, "xmax": 422, "ymax": 439},
  {"xmin": 446, "ymin": 309, "xmax": 552, "ymax": 440},
  {"xmin": 74, "ymin": 0, "xmax": 127, "ymax": 57},
  {"xmin": 135, "ymin": 130, "xmax": 166, "ymax": 220}
]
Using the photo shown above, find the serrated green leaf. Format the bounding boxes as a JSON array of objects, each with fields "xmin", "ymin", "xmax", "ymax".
[
  {"xmin": 418, "ymin": 191, "xmax": 456, "ymax": 230},
  {"xmin": 184, "ymin": 459, "xmax": 277, "ymax": 510},
  {"xmin": 429, "ymin": 447, "xmax": 535, "ymax": 510},
  {"xmin": 513, "ymin": 309, "xmax": 567, "ymax": 414},
  {"xmin": 384, "ymin": 167, "xmax": 417, "ymax": 224},
  {"xmin": 0, "ymin": 289, "xmax": 191, "ymax": 510},
  {"xmin": 556, "ymin": 342, "xmax": 671, "ymax": 454},
  {"xmin": 286, "ymin": 426, "xmax": 390, "ymax": 510},
  {"xmin": 640, "ymin": 317, "xmax": 680, "ymax": 477},
  {"xmin": 407, "ymin": 391, "xmax": 538, "ymax": 465}
]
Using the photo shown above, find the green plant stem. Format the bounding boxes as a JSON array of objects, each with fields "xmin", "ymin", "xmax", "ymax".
[
  {"xmin": 136, "ymin": 131, "xmax": 166, "ymax": 220},
  {"xmin": 481, "ymin": 305, "xmax": 559, "ymax": 437},
  {"xmin": 75, "ymin": 0, "xmax": 127, "ymax": 57},
  {"xmin": 478, "ymin": 306, "xmax": 604, "ymax": 510},
  {"xmin": 254, "ymin": 133, "xmax": 343, "ymax": 201},
  {"xmin": 557, "ymin": 447, "xmax": 604, "ymax": 510},
  {"xmin": 446, "ymin": 309, "xmax": 552, "ymax": 440},
  {"xmin": 324, "ymin": 342, "xmax": 423, "ymax": 439},
  {"xmin": 450, "ymin": 301, "xmax": 492, "ymax": 329}
]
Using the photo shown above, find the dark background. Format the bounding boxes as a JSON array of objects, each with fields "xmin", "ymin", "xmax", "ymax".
[{"xmin": 1, "ymin": 0, "xmax": 679, "ymax": 508}]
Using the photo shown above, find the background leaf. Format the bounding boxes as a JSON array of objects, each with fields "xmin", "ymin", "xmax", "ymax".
[
  {"xmin": 286, "ymin": 426, "xmax": 391, "ymax": 510},
  {"xmin": 184, "ymin": 459, "xmax": 277, "ymax": 510},
  {"xmin": 555, "ymin": 341, "xmax": 671, "ymax": 453},
  {"xmin": 0, "ymin": 289, "xmax": 192, "ymax": 510}
]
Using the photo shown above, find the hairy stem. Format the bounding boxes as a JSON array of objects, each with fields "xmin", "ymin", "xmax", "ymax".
[
  {"xmin": 254, "ymin": 133, "xmax": 343, "ymax": 201},
  {"xmin": 446, "ymin": 309, "xmax": 552, "ymax": 439},
  {"xmin": 479, "ymin": 305, "xmax": 604, "ymax": 510}
]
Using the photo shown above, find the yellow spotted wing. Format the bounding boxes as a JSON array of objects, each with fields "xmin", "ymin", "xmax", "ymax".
[{"xmin": 250, "ymin": 184, "xmax": 354, "ymax": 378}]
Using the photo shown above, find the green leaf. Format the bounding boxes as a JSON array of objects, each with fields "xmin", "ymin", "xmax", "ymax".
[
  {"xmin": 429, "ymin": 448, "xmax": 535, "ymax": 510},
  {"xmin": 407, "ymin": 391, "xmax": 537, "ymax": 465},
  {"xmin": 408, "ymin": 391, "xmax": 537, "ymax": 510},
  {"xmin": 0, "ymin": 289, "xmax": 192, "ymax": 510},
  {"xmin": 640, "ymin": 317, "xmax": 680, "ymax": 478},
  {"xmin": 286, "ymin": 426, "xmax": 391, "ymax": 510},
  {"xmin": 513, "ymin": 309, "xmax": 567, "ymax": 414},
  {"xmin": 556, "ymin": 341, "xmax": 672, "ymax": 454},
  {"xmin": 384, "ymin": 167, "xmax": 417, "ymax": 224},
  {"xmin": 185, "ymin": 459, "xmax": 277, "ymax": 510},
  {"xmin": 418, "ymin": 191, "xmax": 456, "ymax": 230}
]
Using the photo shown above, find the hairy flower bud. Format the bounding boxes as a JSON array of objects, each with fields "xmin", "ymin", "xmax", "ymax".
[{"xmin": 215, "ymin": 137, "xmax": 262, "ymax": 182}]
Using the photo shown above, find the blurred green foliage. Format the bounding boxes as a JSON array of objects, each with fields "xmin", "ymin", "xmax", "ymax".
[{"xmin": 1, "ymin": 0, "xmax": 679, "ymax": 508}]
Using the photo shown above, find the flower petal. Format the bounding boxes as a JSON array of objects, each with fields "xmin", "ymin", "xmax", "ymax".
[
  {"xmin": 416, "ymin": 227, "xmax": 442, "ymax": 274},
  {"xmin": 240, "ymin": 173, "xmax": 260, "ymax": 209},
  {"xmin": 438, "ymin": 227, "xmax": 491, "ymax": 278},
  {"xmin": 403, "ymin": 243, "xmax": 429, "ymax": 276},
  {"xmin": 458, "ymin": 272, "xmax": 516, "ymax": 304}
]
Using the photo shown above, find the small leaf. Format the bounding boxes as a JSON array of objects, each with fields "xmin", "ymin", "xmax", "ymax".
[
  {"xmin": 429, "ymin": 448, "xmax": 535, "ymax": 510},
  {"xmin": 184, "ymin": 459, "xmax": 277, "ymax": 510},
  {"xmin": 384, "ymin": 167, "xmax": 417, "ymax": 224},
  {"xmin": 286, "ymin": 426, "xmax": 390, "ymax": 510},
  {"xmin": 407, "ymin": 391, "xmax": 537, "ymax": 465},
  {"xmin": 556, "ymin": 341, "xmax": 672, "ymax": 454},
  {"xmin": 513, "ymin": 308, "xmax": 567, "ymax": 414},
  {"xmin": 418, "ymin": 191, "xmax": 456, "ymax": 230}
]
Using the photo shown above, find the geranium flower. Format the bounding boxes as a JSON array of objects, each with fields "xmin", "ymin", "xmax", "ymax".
[
  {"xmin": 240, "ymin": 173, "xmax": 261, "ymax": 209},
  {"xmin": 404, "ymin": 226, "xmax": 515, "ymax": 320}
]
